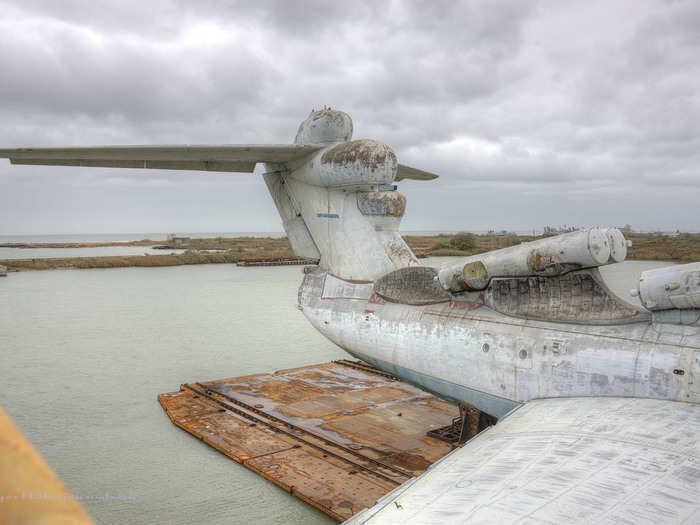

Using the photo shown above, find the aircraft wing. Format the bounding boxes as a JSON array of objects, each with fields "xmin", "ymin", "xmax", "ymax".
[
  {"xmin": 396, "ymin": 164, "xmax": 439, "ymax": 181},
  {"xmin": 0, "ymin": 144, "xmax": 323, "ymax": 173},
  {"xmin": 345, "ymin": 397, "xmax": 700, "ymax": 524}
]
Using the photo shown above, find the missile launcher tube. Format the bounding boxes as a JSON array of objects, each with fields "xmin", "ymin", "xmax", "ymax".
[
  {"xmin": 634, "ymin": 262, "xmax": 700, "ymax": 311},
  {"xmin": 605, "ymin": 227, "xmax": 628, "ymax": 263},
  {"xmin": 438, "ymin": 228, "xmax": 618, "ymax": 292}
]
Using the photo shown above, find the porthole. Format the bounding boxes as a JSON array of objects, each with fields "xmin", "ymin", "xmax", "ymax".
[
  {"xmin": 519, "ymin": 349, "xmax": 528, "ymax": 359},
  {"xmin": 482, "ymin": 343, "xmax": 490, "ymax": 353}
]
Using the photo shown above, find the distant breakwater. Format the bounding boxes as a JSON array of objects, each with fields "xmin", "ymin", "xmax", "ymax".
[
  {"xmin": 0, "ymin": 252, "xmax": 239, "ymax": 271},
  {"xmin": 0, "ymin": 240, "xmax": 157, "ymax": 249}
]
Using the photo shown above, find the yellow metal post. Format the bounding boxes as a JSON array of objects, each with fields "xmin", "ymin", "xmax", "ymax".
[{"xmin": 0, "ymin": 406, "xmax": 96, "ymax": 524}]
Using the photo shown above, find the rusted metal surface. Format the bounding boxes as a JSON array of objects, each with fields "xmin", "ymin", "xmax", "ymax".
[
  {"xmin": 158, "ymin": 361, "xmax": 458, "ymax": 521},
  {"xmin": 236, "ymin": 257, "xmax": 318, "ymax": 267},
  {"xmin": 321, "ymin": 139, "xmax": 396, "ymax": 171},
  {"xmin": 333, "ymin": 360, "xmax": 398, "ymax": 381},
  {"xmin": 0, "ymin": 406, "xmax": 96, "ymax": 524},
  {"xmin": 426, "ymin": 403, "xmax": 496, "ymax": 445}
]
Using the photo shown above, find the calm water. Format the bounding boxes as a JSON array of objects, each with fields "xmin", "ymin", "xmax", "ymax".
[
  {"xmin": 0, "ymin": 232, "xmax": 286, "ymax": 243},
  {"xmin": 0, "ymin": 264, "xmax": 344, "ymax": 525},
  {"xmin": 0, "ymin": 232, "xmax": 287, "ymax": 260},
  {"xmin": 0, "ymin": 259, "xmax": 670, "ymax": 524},
  {"xmin": 0, "ymin": 246, "xmax": 188, "ymax": 260}
]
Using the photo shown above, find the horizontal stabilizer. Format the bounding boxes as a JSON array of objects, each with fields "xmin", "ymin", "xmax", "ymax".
[
  {"xmin": 10, "ymin": 158, "xmax": 259, "ymax": 172},
  {"xmin": 396, "ymin": 164, "xmax": 439, "ymax": 181},
  {"xmin": 0, "ymin": 144, "xmax": 322, "ymax": 173},
  {"xmin": 1, "ymin": 144, "xmax": 439, "ymax": 181}
]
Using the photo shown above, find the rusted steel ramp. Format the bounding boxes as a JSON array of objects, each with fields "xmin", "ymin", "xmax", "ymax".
[{"xmin": 158, "ymin": 360, "xmax": 459, "ymax": 522}]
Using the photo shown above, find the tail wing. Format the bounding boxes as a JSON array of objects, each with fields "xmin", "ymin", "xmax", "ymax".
[
  {"xmin": 396, "ymin": 164, "xmax": 439, "ymax": 181},
  {"xmin": 0, "ymin": 144, "xmax": 322, "ymax": 173},
  {"xmin": 0, "ymin": 145, "xmax": 439, "ymax": 180}
]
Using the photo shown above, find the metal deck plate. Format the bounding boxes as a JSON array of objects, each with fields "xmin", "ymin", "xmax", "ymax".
[{"xmin": 158, "ymin": 360, "xmax": 458, "ymax": 521}]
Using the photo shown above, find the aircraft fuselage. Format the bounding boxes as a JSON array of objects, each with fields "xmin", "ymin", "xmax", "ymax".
[{"xmin": 299, "ymin": 267, "xmax": 700, "ymax": 418}]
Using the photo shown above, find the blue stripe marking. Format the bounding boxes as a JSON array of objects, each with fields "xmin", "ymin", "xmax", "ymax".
[{"xmin": 316, "ymin": 213, "xmax": 340, "ymax": 219}]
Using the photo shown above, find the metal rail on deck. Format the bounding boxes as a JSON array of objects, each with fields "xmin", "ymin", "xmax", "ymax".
[
  {"xmin": 196, "ymin": 382, "xmax": 414, "ymax": 478},
  {"xmin": 185, "ymin": 383, "xmax": 412, "ymax": 485},
  {"xmin": 333, "ymin": 360, "xmax": 399, "ymax": 381},
  {"xmin": 161, "ymin": 362, "xmax": 460, "ymax": 521}
]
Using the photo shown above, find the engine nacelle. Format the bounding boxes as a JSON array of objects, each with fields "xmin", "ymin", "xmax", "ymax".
[{"xmin": 632, "ymin": 262, "xmax": 700, "ymax": 311}]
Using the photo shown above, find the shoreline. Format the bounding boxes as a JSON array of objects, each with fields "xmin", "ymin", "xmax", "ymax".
[
  {"xmin": 0, "ymin": 252, "xmax": 239, "ymax": 271},
  {"xmin": 0, "ymin": 240, "xmax": 158, "ymax": 249},
  {"xmin": 1, "ymin": 232, "xmax": 698, "ymax": 272}
]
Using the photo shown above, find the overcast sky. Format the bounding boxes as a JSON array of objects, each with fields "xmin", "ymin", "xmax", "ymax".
[{"xmin": 0, "ymin": 0, "xmax": 698, "ymax": 235}]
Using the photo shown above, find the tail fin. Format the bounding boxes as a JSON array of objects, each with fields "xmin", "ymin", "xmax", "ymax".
[
  {"xmin": 263, "ymin": 163, "xmax": 423, "ymax": 282},
  {"xmin": 263, "ymin": 170, "xmax": 321, "ymax": 260}
]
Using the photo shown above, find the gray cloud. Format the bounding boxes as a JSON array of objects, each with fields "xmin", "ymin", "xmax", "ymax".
[{"xmin": 0, "ymin": 0, "xmax": 698, "ymax": 235}]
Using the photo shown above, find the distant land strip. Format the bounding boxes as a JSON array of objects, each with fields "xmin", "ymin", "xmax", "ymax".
[
  {"xmin": 0, "ymin": 232, "xmax": 698, "ymax": 272},
  {"xmin": 0, "ymin": 240, "xmax": 157, "ymax": 248}
]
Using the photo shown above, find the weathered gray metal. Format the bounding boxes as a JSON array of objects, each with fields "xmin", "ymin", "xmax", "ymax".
[
  {"xmin": 633, "ymin": 261, "xmax": 700, "ymax": 310},
  {"xmin": 294, "ymin": 109, "xmax": 353, "ymax": 145},
  {"xmin": 298, "ymin": 265, "xmax": 700, "ymax": 419},
  {"xmin": 438, "ymin": 228, "xmax": 617, "ymax": 292},
  {"xmin": 0, "ymin": 144, "xmax": 322, "ymax": 173},
  {"xmin": 484, "ymin": 269, "xmax": 648, "ymax": 324},
  {"xmin": 605, "ymin": 226, "xmax": 628, "ymax": 262},
  {"xmin": 374, "ymin": 266, "xmax": 451, "ymax": 306},
  {"xmin": 345, "ymin": 397, "xmax": 700, "ymax": 524}
]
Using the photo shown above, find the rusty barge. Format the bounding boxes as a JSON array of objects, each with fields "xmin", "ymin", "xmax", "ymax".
[
  {"xmin": 236, "ymin": 257, "xmax": 319, "ymax": 266},
  {"xmin": 159, "ymin": 360, "xmax": 490, "ymax": 521}
]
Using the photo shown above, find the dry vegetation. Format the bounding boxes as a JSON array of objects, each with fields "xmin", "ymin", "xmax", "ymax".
[
  {"xmin": 624, "ymin": 232, "xmax": 700, "ymax": 263},
  {"xmin": 0, "ymin": 251, "xmax": 239, "ymax": 271},
  {"xmin": 405, "ymin": 233, "xmax": 536, "ymax": 257},
  {"xmin": 160, "ymin": 236, "xmax": 296, "ymax": 258},
  {"xmin": 407, "ymin": 232, "xmax": 700, "ymax": 263},
  {"xmin": 1, "ymin": 232, "xmax": 698, "ymax": 272}
]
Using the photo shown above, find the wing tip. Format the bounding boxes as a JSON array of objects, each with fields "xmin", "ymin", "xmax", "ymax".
[{"xmin": 397, "ymin": 163, "xmax": 440, "ymax": 181}]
